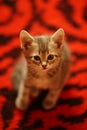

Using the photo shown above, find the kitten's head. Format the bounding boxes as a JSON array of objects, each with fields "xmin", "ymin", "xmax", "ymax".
[{"xmin": 20, "ymin": 28, "xmax": 64, "ymax": 70}]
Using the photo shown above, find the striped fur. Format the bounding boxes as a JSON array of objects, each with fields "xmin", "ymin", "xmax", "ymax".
[{"xmin": 14, "ymin": 29, "xmax": 71, "ymax": 110}]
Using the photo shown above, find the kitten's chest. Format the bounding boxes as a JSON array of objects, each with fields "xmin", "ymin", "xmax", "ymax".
[
  {"xmin": 28, "ymin": 68, "xmax": 57, "ymax": 79},
  {"xmin": 27, "ymin": 68, "xmax": 58, "ymax": 89}
]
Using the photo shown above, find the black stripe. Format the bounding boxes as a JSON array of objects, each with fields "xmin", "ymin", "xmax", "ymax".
[
  {"xmin": 3, "ymin": 0, "xmax": 16, "ymax": 7},
  {"xmin": 0, "ymin": 47, "xmax": 21, "ymax": 61},
  {"xmin": 72, "ymin": 53, "xmax": 87, "ymax": 59},
  {"xmin": 58, "ymin": 97, "xmax": 83, "ymax": 106},
  {"xmin": 0, "ymin": 35, "xmax": 13, "ymax": 45},
  {"xmin": 57, "ymin": 110, "xmax": 87, "ymax": 124},
  {"xmin": 57, "ymin": 0, "xmax": 80, "ymax": 28},
  {"xmin": 30, "ymin": 0, "xmax": 57, "ymax": 31},
  {"xmin": 64, "ymin": 84, "xmax": 87, "ymax": 91},
  {"xmin": 67, "ymin": 34, "xmax": 87, "ymax": 43},
  {"xmin": 0, "ymin": 88, "xmax": 16, "ymax": 100},
  {"xmin": 0, "ymin": 63, "xmax": 13, "ymax": 75},
  {"xmin": 0, "ymin": 88, "xmax": 16, "ymax": 129},
  {"xmin": 83, "ymin": 6, "xmax": 87, "ymax": 22},
  {"xmin": 0, "ymin": 68, "xmax": 7, "ymax": 75},
  {"xmin": 71, "ymin": 69, "xmax": 87, "ymax": 76}
]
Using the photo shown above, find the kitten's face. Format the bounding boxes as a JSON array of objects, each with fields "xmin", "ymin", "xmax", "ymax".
[{"xmin": 20, "ymin": 28, "xmax": 64, "ymax": 70}]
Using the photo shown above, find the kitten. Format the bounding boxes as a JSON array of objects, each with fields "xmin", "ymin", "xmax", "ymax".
[{"xmin": 12, "ymin": 28, "xmax": 71, "ymax": 110}]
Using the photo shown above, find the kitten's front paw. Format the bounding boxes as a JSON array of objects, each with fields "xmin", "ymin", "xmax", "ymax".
[
  {"xmin": 15, "ymin": 98, "xmax": 29, "ymax": 110},
  {"xmin": 42, "ymin": 99, "xmax": 56, "ymax": 110}
]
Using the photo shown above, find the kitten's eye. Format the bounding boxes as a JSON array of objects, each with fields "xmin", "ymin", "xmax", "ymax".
[
  {"xmin": 34, "ymin": 55, "xmax": 40, "ymax": 61},
  {"xmin": 47, "ymin": 54, "xmax": 54, "ymax": 60}
]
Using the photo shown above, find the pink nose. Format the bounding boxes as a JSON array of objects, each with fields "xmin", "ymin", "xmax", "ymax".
[{"xmin": 42, "ymin": 65, "xmax": 47, "ymax": 69}]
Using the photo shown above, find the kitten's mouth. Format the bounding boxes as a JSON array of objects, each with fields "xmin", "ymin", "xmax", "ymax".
[{"xmin": 43, "ymin": 67, "xmax": 47, "ymax": 70}]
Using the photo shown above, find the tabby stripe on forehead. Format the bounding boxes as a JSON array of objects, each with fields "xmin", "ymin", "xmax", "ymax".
[{"xmin": 37, "ymin": 37, "xmax": 48, "ymax": 53}]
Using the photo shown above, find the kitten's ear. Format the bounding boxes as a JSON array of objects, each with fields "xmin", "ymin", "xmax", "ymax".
[
  {"xmin": 51, "ymin": 28, "xmax": 65, "ymax": 48},
  {"xmin": 20, "ymin": 30, "xmax": 34, "ymax": 50}
]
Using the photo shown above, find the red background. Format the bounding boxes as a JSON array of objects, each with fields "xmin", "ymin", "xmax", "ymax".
[{"xmin": 0, "ymin": 0, "xmax": 87, "ymax": 130}]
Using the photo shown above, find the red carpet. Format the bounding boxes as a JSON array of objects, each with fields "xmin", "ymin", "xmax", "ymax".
[{"xmin": 0, "ymin": 0, "xmax": 87, "ymax": 130}]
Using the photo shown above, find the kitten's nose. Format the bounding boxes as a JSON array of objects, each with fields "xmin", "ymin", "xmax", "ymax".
[
  {"xmin": 42, "ymin": 62, "xmax": 47, "ymax": 69},
  {"xmin": 42, "ymin": 65, "xmax": 47, "ymax": 69}
]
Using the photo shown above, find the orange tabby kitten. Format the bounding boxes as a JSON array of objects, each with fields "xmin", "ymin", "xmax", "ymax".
[{"xmin": 12, "ymin": 28, "xmax": 71, "ymax": 110}]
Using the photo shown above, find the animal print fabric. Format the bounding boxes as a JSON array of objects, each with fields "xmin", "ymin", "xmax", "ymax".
[{"xmin": 0, "ymin": 0, "xmax": 87, "ymax": 130}]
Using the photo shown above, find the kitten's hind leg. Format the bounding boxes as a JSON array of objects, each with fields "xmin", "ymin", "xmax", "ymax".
[{"xmin": 42, "ymin": 88, "xmax": 62, "ymax": 110}]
